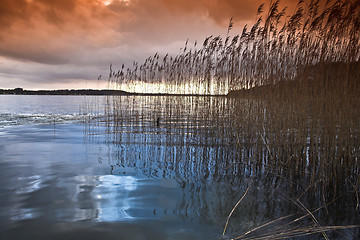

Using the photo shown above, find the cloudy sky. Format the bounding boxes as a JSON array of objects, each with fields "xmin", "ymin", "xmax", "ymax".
[{"xmin": 0, "ymin": 0, "xmax": 299, "ymax": 90}]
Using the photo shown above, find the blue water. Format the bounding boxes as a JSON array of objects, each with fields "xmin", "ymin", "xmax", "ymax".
[
  {"xmin": 0, "ymin": 95, "xmax": 224, "ymax": 240},
  {"xmin": 0, "ymin": 95, "xmax": 359, "ymax": 240}
]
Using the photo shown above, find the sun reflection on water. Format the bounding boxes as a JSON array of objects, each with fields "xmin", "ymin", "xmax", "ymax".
[{"xmin": 74, "ymin": 175, "xmax": 137, "ymax": 222}]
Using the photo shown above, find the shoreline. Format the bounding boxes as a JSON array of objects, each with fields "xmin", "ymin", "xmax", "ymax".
[{"xmin": 0, "ymin": 88, "xmax": 226, "ymax": 97}]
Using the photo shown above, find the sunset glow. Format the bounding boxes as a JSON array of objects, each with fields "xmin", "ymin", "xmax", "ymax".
[
  {"xmin": 1, "ymin": 1, "xmax": 359, "ymax": 239},
  {"xmin": 103, "ymin": 0, "xmax": 112, "ymax": 6},
  {"xmin": 0, "ymin": 0, "xmax": 324, "ymax": 91}
]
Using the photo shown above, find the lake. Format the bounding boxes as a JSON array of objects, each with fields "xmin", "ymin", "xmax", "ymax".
[{"xmin": 0, "ymin": 95, "xmax": 359, "ymax": 239}]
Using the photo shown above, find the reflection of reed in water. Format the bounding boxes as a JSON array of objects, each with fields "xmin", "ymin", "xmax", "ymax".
[{"xmin": 83, "ymin": 95, "xmax": 360, "ymax": 238}]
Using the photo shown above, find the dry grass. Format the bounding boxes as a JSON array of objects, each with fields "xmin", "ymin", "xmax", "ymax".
[
  {"xmin": 223, "ymin": 195, "xmax": 359, "ymax": 240},
  {"xmin": 87, "ymin": 0, "xmax": 360, "ymax": 238},
  {"xmin": 107, "ymin": 0, "xmax": 359, "ymax": 97},
  {"xmin": 83, "ymin": 95, "xmax": 360, "ymax": 238}
]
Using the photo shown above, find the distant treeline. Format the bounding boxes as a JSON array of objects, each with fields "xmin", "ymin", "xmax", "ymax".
[
  {"xmin": 0, "ymin": 88, "xmax": 219, "ymax": 97},
  {"xmin": 0, "ymin": 88, "xmax": 131, "ymax": 96}
]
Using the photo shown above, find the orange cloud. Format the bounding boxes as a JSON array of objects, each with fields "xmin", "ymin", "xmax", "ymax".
[
  {"xmin": 0, "ymin": 0, "xmax": 301, "ymax": 63},
  {"xmin": 0, "ymin": 0, "xmax": 305, "ymax": 89}
]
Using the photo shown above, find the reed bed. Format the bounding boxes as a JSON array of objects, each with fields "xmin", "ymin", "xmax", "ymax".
[
  {"xmin": 83, "ymin": 94, "xmax": 360, "ymax": 238},
  {"xmin": 84, "ymin": 0, "xmax": 360, "ymax": 238},
  {"xmin": 107, "ymin": 0, "xmax": 359, "ymax": 96}
]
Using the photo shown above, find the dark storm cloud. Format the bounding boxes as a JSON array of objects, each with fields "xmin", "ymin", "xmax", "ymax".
[
  {"xmin": 0, "ymin": 0, "xmax": 118, "ymax": 64},
  {"xmin": 0, "ymin": 0, "xmax": 305, "ymax": 89},
  {"xmin": 0, "ymin": 0, "xmax": 301, "ymax": 64},
  {"xmin": 0, "ymin": 0, "xmax": 76, "ymax": 29},
  {"xmin": 0, "ymin": 0, "xmax": 29, "ymax": 28}
]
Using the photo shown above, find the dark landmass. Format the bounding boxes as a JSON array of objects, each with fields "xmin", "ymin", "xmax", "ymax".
[
  {"xmin": 0, "ymin": 88, "xmax": 133, "ymax": 96},
  {"xmin": 227, "ymin": 81, "xmax": 299, "ymax": 98},
  {"xmin": 228, "ymin": 61, "xmax": 360, "ymax": 99},
  {"xmin": 0, "ymin": 88, "xmax": 224, "ymax": 97}
]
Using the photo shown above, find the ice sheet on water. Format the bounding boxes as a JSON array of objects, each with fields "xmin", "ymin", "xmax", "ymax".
[
  {"xmin": 0, "ymin": 95, "xmax": 107, "ymax": 127},
  {"xmin": 0, "ymin": 113, "xmax": 89, "ymax": 127}
]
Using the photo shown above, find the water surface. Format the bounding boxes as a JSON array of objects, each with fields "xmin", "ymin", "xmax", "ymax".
[{"xmin": 0, "ymin": 95, "xmax": 359, "ymax": 239}]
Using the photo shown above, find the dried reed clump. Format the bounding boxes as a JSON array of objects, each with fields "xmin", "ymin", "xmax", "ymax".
[
  {"xmin": 107, "ymin": 0, "xmax": 359, "ymax": 96},
  {"xmin": 83, "ymin": 94, "xmax": 360, "ymax": 238},
  {"xmin": 92, "ymin": 0, "xmax": 360, "ymax": 237}
]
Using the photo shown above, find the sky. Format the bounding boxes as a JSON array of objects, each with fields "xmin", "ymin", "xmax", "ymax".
[{"xmin": 0, "ymin": 0, "xmax": 299, "ymax": 90}]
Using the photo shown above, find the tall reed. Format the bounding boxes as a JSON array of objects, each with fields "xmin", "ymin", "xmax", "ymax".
[
  {"xmin": 83, "ymin": 95, "xmax": 360, "ymax": 238},
  {"xmin": 107, "ymin": 0, "xmax": 359, "ymax": 96},
  {"xmin": 94, "ymin": 0, "xmax": 360, "ymax": 237}
]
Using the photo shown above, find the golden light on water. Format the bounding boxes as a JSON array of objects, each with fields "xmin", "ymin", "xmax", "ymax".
[{"xmin": 112, "ymin": 81, "xmax": 228, "ymax": 95}]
